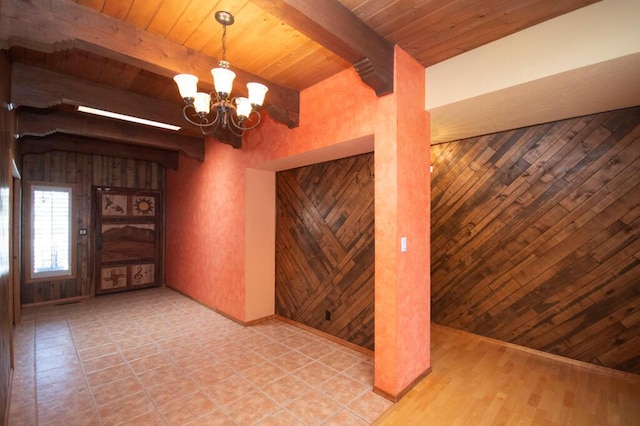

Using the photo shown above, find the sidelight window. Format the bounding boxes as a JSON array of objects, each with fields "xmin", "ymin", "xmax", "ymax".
[{"xmin": 25, "ymin": 182, "xmax": 75, "ymax": 281}]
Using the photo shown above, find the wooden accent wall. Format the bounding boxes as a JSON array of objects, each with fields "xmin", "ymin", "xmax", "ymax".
[
  {"xmin": 21, "ymin": 148, "xmax": 164, "ymax": 305},
  {"xmin": 431, "ymin": 107, "xmax": 640, "ymax": 374},
  {"xmin": 0, "ymin": 49, "xmax": 14, "ymax": 426},
  {"xmin": 275, "ymin": 153, "xmax": 375, "ymax": 349}
]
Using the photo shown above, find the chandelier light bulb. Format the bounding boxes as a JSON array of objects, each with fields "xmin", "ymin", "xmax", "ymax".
[
  {"xmin": 211, "ymin": 67, "xmax": 236, "ymax": 99},
  {"xmin": 193, "ymin": 92, "xmax": 211, "ymax": 114},
  {"xmin": 173, "ymin": 74, "xmax": 198, "ymax": 100},
  {"xmin": 247, "ymin": 82, "xmax": 268, "ymax": 107},
  {"xmin": 235, "ymin": 97, "xmax": 252, "ymax": 119}
]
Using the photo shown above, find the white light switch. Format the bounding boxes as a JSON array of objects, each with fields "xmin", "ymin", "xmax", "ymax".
[{"xmin": 401, "ymin": 237, "xmax": 407, "ymax": 252}]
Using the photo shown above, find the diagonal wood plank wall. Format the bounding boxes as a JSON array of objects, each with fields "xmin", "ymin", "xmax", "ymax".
[
  {"xmin": 431, "ymin": 106, "xmax": 640, "ymax": 374},
  {"xmin": 275, "ymin": 153, "xmax": 375, "ymax": 350}
]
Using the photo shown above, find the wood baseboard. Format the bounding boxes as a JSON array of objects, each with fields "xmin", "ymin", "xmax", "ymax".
[
  {"xmin": 433, "ymin": 324, "xmax": 640, "ymax": 382},
  {"xmin": 21, "ymin": 295, "xmax": 90, "ymax": 308},
  {"xmin": 164, "ymin": 285, "xmax": 248, "ymax": 326},
  {"xmin": 373, "ymin": 366, "xmax": 432, "ymax": 403},
  {"xmin": 274, "ymin": 314, "xmax": 374, "ymax": 358},
  {"xmin": 244, "ymin": 315, "xmax": 276, "ymax": 326},
  {"xmin": 164, "ymin": 287, "xmax": 374, "ymax": 358},
  {"xmin": 3, "ymin": 367, "xmax": 13, "ymax": 426}
]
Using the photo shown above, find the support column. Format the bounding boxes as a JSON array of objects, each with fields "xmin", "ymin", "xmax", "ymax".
[{"xmin": 374, "ymin": 47, "xmax": 431, "ymax": 400}]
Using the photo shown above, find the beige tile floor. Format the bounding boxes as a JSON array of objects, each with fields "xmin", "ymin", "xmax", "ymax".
[{"xmin": 8, "ymin": 287, "xmax": 392, "ymax": 425}]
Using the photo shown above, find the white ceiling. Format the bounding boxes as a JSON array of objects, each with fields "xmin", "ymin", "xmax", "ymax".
[{"xmin": 426, "ymin": 0, "xmax": 640, "ymax": 144}]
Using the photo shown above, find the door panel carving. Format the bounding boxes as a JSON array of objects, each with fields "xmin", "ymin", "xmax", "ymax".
[{"xmin": 94, "ymin": 188, "xmax": 162, "ymax": 294}]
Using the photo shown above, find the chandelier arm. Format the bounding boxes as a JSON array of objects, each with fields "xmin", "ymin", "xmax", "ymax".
[
  {"xmin": 217, "ymin": 101, "xmax": 246, "ymax": 137},
  {"xmin": 182, "ymin": 104, "xmax": 221, "ymax": 129},
  {"xmin": 226, "ymin": 122, "xmax": 246, "ymax": 137},
  {"xmin": 199, "ymin": 119, "xmax": 222, "ymax": 136},
  {"xmin": 198, "ymin": 107, "xmax": 223, "ymax": 136},
  {"xmin": 229, "ymin": 109, "xmax": 262, "ymax": 132},
  {"xmin": 207, "ymin": 102, "xmax": 223, "ymax": 124}
]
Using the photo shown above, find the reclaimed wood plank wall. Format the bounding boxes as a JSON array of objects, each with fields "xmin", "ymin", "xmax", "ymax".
[
  {"xmin": 21, "ymin": 147, "xmax": 164, "ymax": 305},
  {"xmin": 276, "ymin": 153, "xmax": 375, "ymax": 350},
  {"xmin": 0, "ymin": 49, "xmax": 13, "ymax": 426},
  {"xmin": 431, "ymin": 106, "xmax": 640, "ymax": 374}
]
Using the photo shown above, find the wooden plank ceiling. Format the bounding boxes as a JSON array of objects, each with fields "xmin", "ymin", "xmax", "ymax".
[{"xmin": 0, "ymin": 0, "xmax": 598, "ymax": 159}]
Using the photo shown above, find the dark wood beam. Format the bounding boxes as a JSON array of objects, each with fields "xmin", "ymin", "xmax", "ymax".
[
  {"xmin": 12, "ymin": 63, "xmax": 245, "ymax": 148},
  {"xmin": 0, "ymin": 0, "xmax": 300, "ymax": 128},
  {"xmin": 19, "ymin": 134, "xmax": 179, "ymax": 170},
  {"xmin": 251, "ymin": 0, "xmax": 394, "ymax": 96},
  {"xmin": 17, "ymin": 109, "xmax": 205, "ymax": 161},
  {"xmin": 11, "ymin": 62, "xmax": 193, "ymax": 134}
]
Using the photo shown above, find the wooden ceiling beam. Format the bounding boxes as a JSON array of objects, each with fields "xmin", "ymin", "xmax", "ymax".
[
  {"xmin": 11, "ymin": 63, "xmax": 244, "ymax": 149},
  {"xmin": 251, "ymin": 0, "xmax": 394, "ymax": 96},
  {"xmin": 19, "ymin": 134, "xmax": 179, "ymax": 170},
  {"xmin": 11, "ymin": 62, "xmax": 195, "ymax": 135},
  {"xmin": 0, "ymin": 0, "xmax": 300, "ymax": 128},
  {"xmin": 17, "ymin": 109, "xmax": 205, "ymax": 161}
]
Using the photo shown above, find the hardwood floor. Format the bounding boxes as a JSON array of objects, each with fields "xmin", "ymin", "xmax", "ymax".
[{"xmin": 375, "ymin": 324, "xmax": 640, "ymax": 425}]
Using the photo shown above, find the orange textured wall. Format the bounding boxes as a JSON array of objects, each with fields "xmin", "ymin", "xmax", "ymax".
[
  {"xmin": 393, "ymin": 47, "xmax": 431, "ymax": 393},
  {"xmin": 165, "ymin": 141, "xmax": 247, "ymax": 319},
  {"xmin": 166, "ymin": 46, "xmax": 430, "ymax": 398}
]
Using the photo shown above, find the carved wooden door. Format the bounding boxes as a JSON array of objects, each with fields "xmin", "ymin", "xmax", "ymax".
[{"xmin": 93, "ymin": 187, "xmax": 162, "ymax": 295}]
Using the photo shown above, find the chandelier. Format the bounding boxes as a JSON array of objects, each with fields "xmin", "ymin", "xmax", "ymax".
[{"xmin": 173, "ymin": 11, "xmax": 268, "ymax": 137}]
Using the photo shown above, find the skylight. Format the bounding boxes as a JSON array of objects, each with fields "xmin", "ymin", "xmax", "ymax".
[{"xmin": 77, "ymin": 106, "xmax": 181, "ymax": 131}]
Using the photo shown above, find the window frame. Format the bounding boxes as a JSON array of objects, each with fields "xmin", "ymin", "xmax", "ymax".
[{"xmin": 24, "ymin": 181, "xmax": 76, "ymax": 283}]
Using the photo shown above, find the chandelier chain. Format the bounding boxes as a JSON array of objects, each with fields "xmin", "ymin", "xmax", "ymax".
[{"xmin": 221, "ymin": 24, "xmax": 227, "ymax": 63}]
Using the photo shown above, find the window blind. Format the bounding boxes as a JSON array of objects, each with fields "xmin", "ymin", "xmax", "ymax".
[{"xmin": 32, "ymin": 187, "xmax": 71, "ymax": 275}]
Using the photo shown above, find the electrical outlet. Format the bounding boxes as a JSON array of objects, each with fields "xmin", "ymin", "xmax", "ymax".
[{"xmin": 325, "ymin": 310, "xmax": 331, "ymax": 321}]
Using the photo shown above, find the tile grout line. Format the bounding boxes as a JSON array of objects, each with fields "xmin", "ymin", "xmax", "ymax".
[
  {"xmin": 14, "ymin": 288, "xmax": 390, "ymax": 425},
  {"xmin": 32, "ymin": 314, "xmax": 38, "ymax": 426},
  {"xmin": 68, "ymin": 311, "xmax": 106, "ymax": 426}
]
